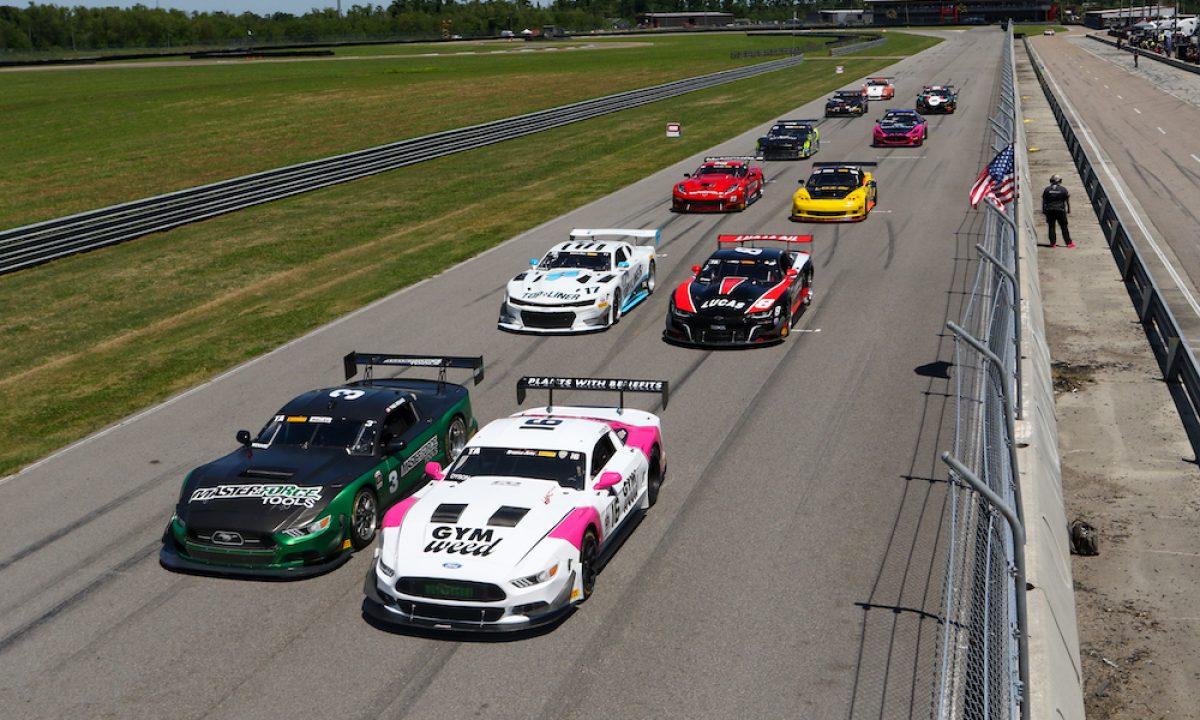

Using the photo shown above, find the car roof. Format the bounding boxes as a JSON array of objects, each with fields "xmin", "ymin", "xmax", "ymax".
[
  {"xmin": 470, "ymin": 416, "xmax": 608, "ymax": 454},
  {"xmin": 709, "ymin": 246, "xmax": 788, "ymax": 262},
  {"xmin": 699, "ymin": 159, "xmax": 747, "ymax": 168},
  {"xmin": 548, "ymin": 240, "xmax": 622, "ymax": 254},
  {"xmin": 276, "ymin": 379, "xmax": 448, "ymax": 421}
]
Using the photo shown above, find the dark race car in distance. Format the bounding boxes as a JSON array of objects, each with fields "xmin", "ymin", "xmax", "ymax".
[
  {"xmin": 664, "ymin": 235, "xmax": 814, "ymax": 347},
  {"xmin": 916, "ymin": 85, "xmax": 957, "ymax": 114},
  {"xmin": 825, "ymin": 89, "xmax": 869, "ymax": 117},
  {"xmin": 161, "ymin": 352, "xmax": 482, "ymax": 579},
  {"xmin": 672, "ymin": 156, "xmax": 765, "ymax": 212},
  {"xmin": 756, "ymin": 119, "xmax": 821, "ymax": 160}
]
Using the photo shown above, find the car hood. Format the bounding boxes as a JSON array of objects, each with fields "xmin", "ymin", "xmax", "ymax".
[
  {"xmin": 177, "ymin": 446, "xmax": 377, "ymax": 532},
  {"xmin": 759, "ymin": 135, "xmax": 803, "ymax": 146},
  {"xmin": 507, "ymin": 269, "xmax": 612, "ymax": 303},
  {"xmin": 677, "ymin": 174, "xmax": 740, "ymax": 194},
  {"xmin": 676, "ymin": 276, "xmax": 783, "ymax": 316},
  {"xmin": 386, "ymin": 476, "xmax": 584, "ymax": 572},
  {"xmin": 876, "ymin": 123, "xmax": 920, "ymax": 135}
]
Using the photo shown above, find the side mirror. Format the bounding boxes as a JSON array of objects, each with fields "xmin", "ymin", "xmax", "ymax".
[
  {"xmin": 786, "ymin": 268, "xmax": 799, "ymax": 278},
  {"xmin": 425, "ymin": 461, "xmax": 445, "ymax": 481},
  {"xmin": 594, "ymin": 471, "xmax": 622, "ymax": 491},
  {"xmin": 618, "ymin": 260, "xmax": 630, "ymax": 268},
  {"xmin": 529, "ymin": 258, "xmax": 539, "ymax": 267},
  {"xmin": 385, "ymin": 437, "xmax": 407, "ymax": 454},
  {"xmin": 691, "ymin": 264, "xmax": 701, "ymax": 274},
  {"xmin": 683, "ymin": 173, "xmax": 691, "ymax": 178},
  {"xmin": 236, "ymin": 429, "xmax": 251, "ymax": 446}
]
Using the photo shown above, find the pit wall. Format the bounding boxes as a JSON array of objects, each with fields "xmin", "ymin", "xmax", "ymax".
[{"xmin": 1012, "ymin": 43, "xmax": 1088, "ymax": 720}]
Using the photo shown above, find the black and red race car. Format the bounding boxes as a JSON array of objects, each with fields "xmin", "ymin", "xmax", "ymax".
[
  {"xmin": 663, "ymin": 235, "xmax": 814, "ymax": 348},
  {"xmin": 671, "ymin": 156, "xmax": 765, "ymax": 212}
]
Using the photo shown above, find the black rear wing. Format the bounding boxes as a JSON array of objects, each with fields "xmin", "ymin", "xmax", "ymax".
[
  {"xmin": 812, "ymin": 161, "xmax": 878, "ymax": 168},
  {"xmin": 775, "ymin": 118, "xmax": 820, "ymax": 125},
  {"xmin": 343, "ymin": 352, "xmax": 484, "ymax": 386},
  {"xmin": 517, "ymin": 376, "xmax": 668, "ymax": 411}
]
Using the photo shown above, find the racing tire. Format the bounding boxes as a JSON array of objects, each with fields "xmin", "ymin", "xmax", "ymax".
[
  {"xmin": 349, "ymin": 487, "xmax": 379, "ymax": 551},
  {"xmin": 644, "ymin": 262, "xmax": 657, "ymax": 294},
  {"xmin": 802, "ymin": 270, "xmax": 814, "ymax": 307},
  {"xmin": 611, "ymin": 290, "xmax": 623, "ymax": 325},
  {"xmin": 446, "ymin": 416, "xmax": 468, "ymax": 462},
  {"xmin": 580, "ymin": 529, "xmax": 598, "ymax": 601},
  {"xmin": 647, "ymin": 447, "xmax": 663, "ymax": 507}
]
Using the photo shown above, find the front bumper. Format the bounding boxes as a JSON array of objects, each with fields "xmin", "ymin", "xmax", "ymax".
[
  {"xmin": 362, "ymin": 564, "xmax": 577, "ymax": 634},
  {"xmin": 758, "ymin": 146, "xmax": 808, "ymax": 161},
  {"xmin": 663, "ymin": 313, "xmax": 788, "ymax": 347},
  {"xmin": 498, "ymin": 300, "xmax": 609, "ymax": 334},
  {"xmin": 672, "ymin": 195, "xmax": 745, "ymax": 212},
  {"xmin": 160, "ymin": 528, "xmax": 352, "ymax": 580},
  {"xmin": 873, "ymin": 135, "xmax": 922, "ymax": 147},
  {"xmin": 790, "ymin": 203, "xmax": 866, "ymax": 223}
]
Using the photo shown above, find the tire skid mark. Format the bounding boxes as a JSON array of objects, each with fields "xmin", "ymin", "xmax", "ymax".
[
  {"xmin": 0, "ymin": 462, "xmax": 186, "ymax": 573},
  {"xmin": 0, "ymin": 539, "xmax": 160, "ymax": 657},
  {"xmin": 528, "ymin": 282, "xmax": 840, "ymax": 720},
  {"xmin": 356, "ymin": 644, "xmax": 460, "ymax": 720}
]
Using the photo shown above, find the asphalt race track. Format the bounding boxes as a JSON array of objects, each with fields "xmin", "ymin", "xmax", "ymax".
[
  {"xmin": 1031, "ymin": 34, "xmax": 1200, "ymax": 338},
  {"xmin": 0, "ymin": 29, "xmax": 1004, "ymax": 720}
]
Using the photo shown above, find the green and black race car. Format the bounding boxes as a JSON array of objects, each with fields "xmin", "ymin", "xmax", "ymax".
[
  {"xmin": 756, "ymin": 119, "xmax": 821, "ymax": 160},
  {"xmin": 160, "ymin": 352, "xmax": 482, "ymax": 579}
]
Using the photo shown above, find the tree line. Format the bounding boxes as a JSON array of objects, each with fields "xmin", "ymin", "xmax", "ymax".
[{"xmin": 0, "ymin": 1, "xmax": 858, "ymax": 53}]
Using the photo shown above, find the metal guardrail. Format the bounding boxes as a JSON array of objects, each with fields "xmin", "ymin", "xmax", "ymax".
[
  {"xmin": 1025, "ymin": 37, "xmax": 1200, "ymax": 453},
  {"xmin": 0, "ymin": 53, "xmax": 808, "ymax": 275},
  {"xmin": 729, "ymin": 46, "xmax": 806, "ymax": 59},
  {"xmin": 831, "ymin": 37, "xmax": 887, "ymax": 56},
  {"xmin": 935, "ymin": 22, "xmax": 1027, "ymax": 720}
]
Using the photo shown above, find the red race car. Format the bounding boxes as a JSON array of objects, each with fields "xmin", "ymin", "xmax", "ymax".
[
  {"xmin": 672, "ymin": 156, "xmax": 765, "ymax": 212},
  {"xmin": 863, "ymin": 76, "xmax": 895, "ymax": 100}
]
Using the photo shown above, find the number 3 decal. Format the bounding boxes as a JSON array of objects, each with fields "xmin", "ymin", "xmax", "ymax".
[
  {"xmin": 523, "ymin": 418, "xmax": 562, "ymax": 427},
  {"xmin": 387, "ymin": 470, "xmax": 399, "ymax": 494},
  {"xmin": 329, "ymin": 389, "xmax": 365, "ymax": 401}
]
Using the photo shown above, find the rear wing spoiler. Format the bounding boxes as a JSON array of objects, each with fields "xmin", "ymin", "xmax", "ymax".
[
  {"xmin": 343, "ymin": 352, "xmax": 484, "ymax": 386},
  {"xmin": 775, "ymin": 118, "xmax": 820, "ymax": 125},
  {"xmin": 703, "ymin": 155, "xmax": 759, "ymax": 164},
  {"xmin": 718, "ymin": 234, "xmax": 812, "ymax": 248},
  {"xmin": 812, "ymin": 161, "xmax": 877, "ymax": 168},
  {"xmin": 866, "ymin": 76, "xmax": 895, "ymax": 81},
  {"xmin": 517, "ymin": 376, "xmax": 669, "ymax": 411},
  {"xmin": 569, "ymin": 228, "xmax": 660, "ymax": 247}
]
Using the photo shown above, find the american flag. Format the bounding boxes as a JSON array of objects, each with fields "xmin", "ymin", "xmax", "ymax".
[{"xmin": 969, "ymin": 144, "xmax": 1016, "ymax": 212}]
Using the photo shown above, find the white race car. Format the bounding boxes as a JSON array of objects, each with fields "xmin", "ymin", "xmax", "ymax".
[
  {"xmin": 363, "ymin": 376, "xmax": 668, "ymax": 632},
  {"xmin": 498, "ymin": 228, "xmax": 659, "ymax": 333}
]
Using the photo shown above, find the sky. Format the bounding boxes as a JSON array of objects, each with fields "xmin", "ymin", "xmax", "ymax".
[{"xmin": 48, "ymin": 1, "xmax": 347, "ymax": 15}]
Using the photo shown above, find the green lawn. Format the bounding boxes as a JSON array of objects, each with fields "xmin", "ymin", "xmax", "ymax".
[
  {"xmin": 0, "ymin": 33, "xmax": 833, "ymax": 230},
  {"xmin": 0, "ymin": 33, "xmax": 940, "ymax": 476}
]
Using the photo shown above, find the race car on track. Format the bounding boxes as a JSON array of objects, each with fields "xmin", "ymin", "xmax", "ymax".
[
  {"xmin": 161, "ymin": 353, "xmax": 483, "ymax": 578},
  {"xmin": 916, "ymin": 85, "xmax": 957, "ymax": 114},
  {"xmin": 790, "ymin": 162, "xmax": 878, "ymax": 222},
  {"xmin": 363, "ymin": 376, "xmax": 669, "ymax": 632},
  {"xmin": 498, "ymin": 228, "xmax": 658, "ymax": 334},
  {"xmin": 872, "ymin": 110, "xmax": 928, "ymax": 147},
  {"xmin": 863, "ymin": 76, "xmax": 896, "ymax": 100},
  {"xmin": 664, "ymin": 235, "xmax": 814, "ymax": 347},
  {"xmin": 755, "ymin": 119, "xmax": 820, "ymax": 160},
  {"xmin": 671, "ymin": 156, "xmax": 764, "ymax": 212},
  {"xmin": 825, "ymin": 89, "xmax": 869, "ymax": 117}
]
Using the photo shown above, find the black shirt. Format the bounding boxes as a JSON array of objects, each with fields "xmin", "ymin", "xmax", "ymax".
[{"xmin": 1043, "ymin": 184, "xmax": 1069, "ymax": 213}]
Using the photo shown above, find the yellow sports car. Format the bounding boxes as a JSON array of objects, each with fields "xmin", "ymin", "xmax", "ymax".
[{"xmin": 790, "ymin": 162, "xmax": 878, "ymax": 223}]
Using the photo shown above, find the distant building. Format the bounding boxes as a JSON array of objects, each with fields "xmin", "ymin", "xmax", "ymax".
[
  {"xmin": 864, "ymin": 0, "xmax": 1054, "ymax": 26},
  {"xmin": 636, "ymin": 12, "xmax": 736, "ymax": 29},
  {"xmin": 1083, "ymin": 5, "xmax": 1176, "ymax": 29},
  {"xmin": 821, "ymin": 9, "xmax": 868, "ymax": 25}
]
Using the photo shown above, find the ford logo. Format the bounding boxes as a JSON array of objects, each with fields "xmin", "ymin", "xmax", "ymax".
[
  {"xmin": 442, "ymin": 562, "xmax": 462, "ymax": 569},
  {"xmin": 212, "ymin": 531, "xmax": 244, "ymax": 546}
]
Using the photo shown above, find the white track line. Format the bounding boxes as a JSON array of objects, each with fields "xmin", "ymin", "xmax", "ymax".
[
  {"xmin": 1193, "ymin": 154, "xmax": 1200, "ymax": 163},
  {"xmin": 1133, "ymin": 107, "xmax": 1142, "ymax": 114},
  {"xmin": 1038, "ymin": 49, "xmax": 1200, "ymax": 323},
  {"xmin": 1157, "ymin": 126, "xmax": 1166, "ymax": 134}
]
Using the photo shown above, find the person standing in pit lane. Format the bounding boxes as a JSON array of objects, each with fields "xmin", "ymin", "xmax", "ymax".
[{"xmin": 1042, "ymin": 173, "xmax": 1073, "ymax": 248}]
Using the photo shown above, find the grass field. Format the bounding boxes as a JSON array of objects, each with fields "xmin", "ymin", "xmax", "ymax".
[
  {"xmin": 0, "ymin": 31, "xmax": 940, "ymax": 476},
  {"xmin": 0, "ymin": 33, "xmax": 836, "ymax": 230}
]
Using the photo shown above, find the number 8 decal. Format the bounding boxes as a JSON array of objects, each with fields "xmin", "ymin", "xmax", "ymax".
[
  {"xmin": 523, "ymin": 418, "xmax": 562, "ymax": 427},
  {"xmin": 330, "ymin": 389, "xmax": 365, "ymax": 400}
]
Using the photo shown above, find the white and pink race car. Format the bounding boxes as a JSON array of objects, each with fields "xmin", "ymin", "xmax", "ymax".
[{"xmin": 363, "ymin": 376, "xmax": 668, "ymax": 632}]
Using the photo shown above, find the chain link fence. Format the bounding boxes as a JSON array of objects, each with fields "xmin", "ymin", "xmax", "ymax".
[{"xmin": 933, "ymin": 23, "xmax": 1028, "ymax": 720}]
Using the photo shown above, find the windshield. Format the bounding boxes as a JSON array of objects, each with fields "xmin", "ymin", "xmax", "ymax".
[
  {"xmin": 538, "ymin": 251, "xmax": 611, "ymax": 272},
  {"xmin": 834, "ymin": 92, "xmax": 861, "ymax": 99},
  {"xmin": 693, "ymin": 165, "xmax": 743, "ymax": 177},
  {"xmin": 446, "ymin": 447, "xmax": 587, "ymax": 490},
  {"xmin": 867, "ymin": 80, "xmax": 888, "ymax": 86},
  {"xmin": 768, "ymin": 126, "xmax": 806, "ymax": 139},
  {"xmin": 255, "ymin": 415, "xmax": 377, "ymax": 455},
  {"xmin": 698, "ymin": 257, "xmax": 780, "ymax": 284},
  {"xmin": 881, "ymin": 119, "xmax": 917, "ymax": 130}
]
